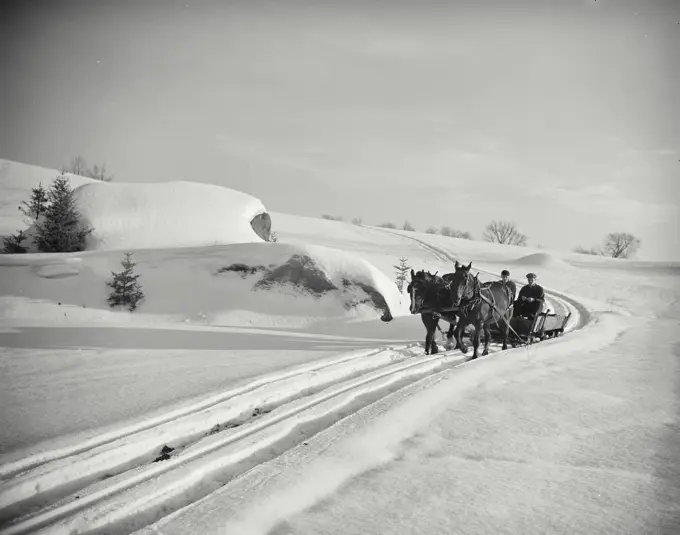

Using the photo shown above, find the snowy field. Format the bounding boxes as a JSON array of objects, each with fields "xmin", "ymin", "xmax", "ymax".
[{"xmin": 0, "ymin": 159, "xmax": 679, "ymax": 535}]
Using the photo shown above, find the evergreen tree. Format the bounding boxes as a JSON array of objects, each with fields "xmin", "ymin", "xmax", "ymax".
[
  {"xmin": 33, "ymin": 175, "xmax": 92, "ymax": 252},
  {"xmin": 19, "ymin": 182, "xmax": 48, "ymax": 222},
  {"xmin": 2, "ymin": 230, "xmax": 28, "ymax": 254},
  {"xmin": 393, "ymin": 256, "xmax": 411, "ymax": 293},
  {"xmin": 106, "ymin": 252, "xmax": 145, "ymax": 311}
]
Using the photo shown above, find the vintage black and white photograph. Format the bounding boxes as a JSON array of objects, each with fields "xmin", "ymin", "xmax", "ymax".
[{"xmin": 0, "ymin": 1, "xmax": 678, "ymax": 534}]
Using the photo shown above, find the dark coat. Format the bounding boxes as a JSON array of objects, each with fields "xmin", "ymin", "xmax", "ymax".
[{"xmin": 518, "ymin": 283, "xmax": 545, "ymax": 302}]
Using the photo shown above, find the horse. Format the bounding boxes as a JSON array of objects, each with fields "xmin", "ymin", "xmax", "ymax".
[
  {"xmin": 407, "ymin": 269, "xmax": 458, "ymax": 355},
  {"xmin": 448, "ymin": 261, "xmax": 514, "ymax": 359}
]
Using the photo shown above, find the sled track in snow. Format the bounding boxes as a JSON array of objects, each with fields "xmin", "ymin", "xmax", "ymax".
[
  {"xmin": 0, "ymin": 340, "xmax": 535, "ymax": 535},
  {"xmin": 0, "ymin": 238, "xmax": 591, "ymax": 535}
]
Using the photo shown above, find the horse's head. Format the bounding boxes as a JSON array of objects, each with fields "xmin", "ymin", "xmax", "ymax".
[
  {"xmin": 407, "ymin": 268, "xmax": 435, "ymax": 314},
  {"xmin": 449, "ymin": 261, "xmax": 476, "ymax": 306}
]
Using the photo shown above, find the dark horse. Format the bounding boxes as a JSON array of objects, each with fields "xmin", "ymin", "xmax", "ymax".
[
  {"xmin": 448, "ymin": 261, "xmax": 514, "ymax": 359},
  {"xmin": 407, "ymin": 269, "xmax": 458, "ymax": 355}
]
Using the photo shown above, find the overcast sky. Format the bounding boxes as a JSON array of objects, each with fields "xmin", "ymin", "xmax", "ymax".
[{"xmin": 1, "ymin": 0, "xmax": 678, "ymax": 260}]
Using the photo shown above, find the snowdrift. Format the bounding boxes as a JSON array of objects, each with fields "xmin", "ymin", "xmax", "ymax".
[
  {"xmin": 72, "ymin": 181, "xmax": 271, "ymax": 251},
  {"xmin": 0, "ymin": 242, "xmax": 407, "ymax": 328},
  {"xmin": 511, "ymin": 252, "xmax": 574, "ymax": 270}
]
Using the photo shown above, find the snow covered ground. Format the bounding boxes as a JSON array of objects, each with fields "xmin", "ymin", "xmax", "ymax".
[{"xmin": 0, "ymin": 159, "xmax": 678, "ymax": 535}]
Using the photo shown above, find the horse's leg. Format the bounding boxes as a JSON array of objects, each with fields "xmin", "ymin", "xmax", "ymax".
[
  {"xmin": 455, "ymin": 318, "xmax": 468, "ymax": 354},
  {"xmin": 446, "ymin": 316, "xmax": 457, "ymax": 349},
  {"xmin": 424, "ymin": 314, "xmax": 439, "ymax": 354},
  {"xmin": 425, "ymin": 321, "xmax": 433, "ymax": 355},
  {"xmin": 421, "ymin": 314, "xmax": 431, "ymax": 355},
  {"xmin": 471, "ymin": 320, "xmax": 481, "ymax": 359},
  {"xmin": 482, "ymin": 322, "xmax": 491, "ymax": 356},
  {"xmin": 502, "ymin": 309, "xmax": 511, "ymax": 351}
]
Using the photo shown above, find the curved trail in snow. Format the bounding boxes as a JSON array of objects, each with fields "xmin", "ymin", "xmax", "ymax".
[
  {"xmin": 375, "ymin": 228, "xmax": 590, "ymax": 332},
  {"xmin": 0, "ymin": 235, "xmax": 594, "ymax": 535}
]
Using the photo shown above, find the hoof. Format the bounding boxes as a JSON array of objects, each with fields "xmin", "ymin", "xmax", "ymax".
[
  {"xmin": 459, "ymin": 345, "xmax": 468, "ymax": 354},
  {"xmin": 431, "ymin": 345, "xmax": 439, "ymax": 354},
  {"xmin": 501, "ymin": 345, "xmax": 508, "ymax": 351},
  {"xmin": 482, "ymin": 350, "xmax": 489, "ymax": 357}
]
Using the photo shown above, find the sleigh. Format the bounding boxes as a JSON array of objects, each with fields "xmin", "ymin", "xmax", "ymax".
[{"xmin": 488, "ymin": 309, "xmax": 571, "ymax": 347}]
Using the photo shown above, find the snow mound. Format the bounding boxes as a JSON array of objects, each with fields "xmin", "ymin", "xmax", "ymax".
[
  {"xmin": 33, "ymin": 264, "xmax": 81, "ymax": 279},
  {"xmin": 512, "ymin": 252, "xmax": 574, "ymax": 269},
  {"xmin": 72, "ymin": 181, "xmax": 270, "ymax": 251},
  {"xmin": 252, "ymin": 245, "xmax": 404, "ymax": 321},
  {"xmin": 0, "ymin": 242, "xmax": 408, "ymax": 329}
]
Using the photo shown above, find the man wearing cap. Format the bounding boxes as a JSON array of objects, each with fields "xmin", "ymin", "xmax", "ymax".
[
  {"xmin": 514, "ymin": 272, "xmax": 545, "ymax": 319},
  {"xmin": 500, "ymin": 270, "xmax": 517, "ymax": 301}
]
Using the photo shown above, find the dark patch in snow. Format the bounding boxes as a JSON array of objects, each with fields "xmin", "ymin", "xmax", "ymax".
[
  {"xmin": 254, "ymin": 254, "xmax": 337, "ymax": 296},
  {"xmin": 254, "ymin": 254, "xmax": 393, "ymax": 321},
  {"xmin": 153, "ymin": 444, "xmax": 175, "ymax": 463},
  {"xmin": 216, "ymin": 263, "xmax": 269, "ymax": 278}
]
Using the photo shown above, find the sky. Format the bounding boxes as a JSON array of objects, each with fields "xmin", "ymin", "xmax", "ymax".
[{"xmin": 1, "ymin": 0, "xmax": 679, "ymax": 260}]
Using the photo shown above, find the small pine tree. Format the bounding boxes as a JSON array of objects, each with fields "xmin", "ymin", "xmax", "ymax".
[
  {"xmin": 393, "ymin": 256, "xmax": 411, "ymax": 293},
  {"xmin": 18, "ymin": 182, "xmax": 48, "ymax": 223},
  {"xmin": 33, "ymin": 175, "xmax": 93, "ymax": 252},
  {"xmin": 2, "ymin": 230, "xmax": 28, "ymax": 254},
  {"xmin": 106, "ymin": 252, "xmax": 145, "ymax": 311}
]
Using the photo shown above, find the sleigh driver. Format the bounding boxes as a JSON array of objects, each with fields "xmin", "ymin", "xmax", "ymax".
[{"xmin": 513, "ymin": 272, "xmax": 545, "ymax": 319}]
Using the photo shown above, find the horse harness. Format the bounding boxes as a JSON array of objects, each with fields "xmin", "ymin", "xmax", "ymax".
[{"xmin": 459, "ymin": 274, "xmax": 512, "ymax": 325}]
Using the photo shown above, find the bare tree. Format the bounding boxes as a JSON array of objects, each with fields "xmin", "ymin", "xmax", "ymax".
[
  {"xmin": 451, "ymin": 230, "xmax": 473, "ymax": 240},
  {"xmin": 425, "ymin": 227, "xmax": 438, "ymax": 234},
  {"xmin": 378, "ymin": 222, "xmax": 396, "ymax": 229},
  {"xmin": 441, "ymin": 226, "xmax": 472, "ymax": 239},
  {"xmin": 321, "ymin": 214, "xmax": 343, "ymax": 221},
  {"xmin": 86, "ymin": 163, "xmax": 114, "ymax": 182},
  {"xmin": 352, "ymin": 217, "xmax": 363, "ymax": 226},
  {"xmin": 62, "ymin": 156, "xmax": 114, "ymax": 181},
  {"xmin": 483, "ymin": 220, "xmax": 527, "ymax": 246},
  {"xmin": 573, "ymin": 245, "xmax": 601, "ymax": 256},
  {"xmin": 602, "ymin": 232, "xmax": 640, "ymax": 259},
  {"xmin": 62, "ymin": 156, "xmax": 88, "ymax": 176},
  {"xmin": 402, "ymin": 221, "xmax": 415, "ymax": 231}
]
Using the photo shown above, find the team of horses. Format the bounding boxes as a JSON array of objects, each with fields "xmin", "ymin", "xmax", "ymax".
[{"xmin": 406, "ymin": 261, "xmax": 515, "ymax": 360}]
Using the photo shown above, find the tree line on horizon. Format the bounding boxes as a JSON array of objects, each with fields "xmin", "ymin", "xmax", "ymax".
[{"xmin": 319, "ymin": 214, "xmax": 641, "ymax": 259}]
